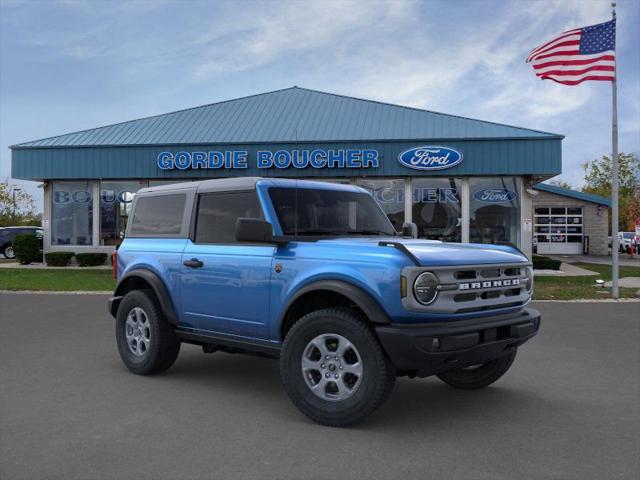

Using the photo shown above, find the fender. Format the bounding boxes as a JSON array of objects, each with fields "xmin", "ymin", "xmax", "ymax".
[
  {"xmin": 280, "ymin": 279, "xmax": 391, "ymax": 327},
  {"xmin": 110, "ymin": 269, "xmax": 178, "ymax": 325}
]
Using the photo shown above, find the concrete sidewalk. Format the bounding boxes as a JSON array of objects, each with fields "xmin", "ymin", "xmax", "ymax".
[
  {"xmin": 534, "ymin": 262, "xmax": 599, "ymax": 277},
  {"xmin": 547, "ymin": 254, "xmax": 640, "ymax": 267}
]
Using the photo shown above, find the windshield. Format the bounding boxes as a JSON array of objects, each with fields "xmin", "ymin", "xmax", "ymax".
[
  {"xmin": 269, "ymin": 187, "xmax": 396, "ymax": 237},
  {"xmin": 622, "ymin": 232, "xmax": 634, "ymax": 239}
]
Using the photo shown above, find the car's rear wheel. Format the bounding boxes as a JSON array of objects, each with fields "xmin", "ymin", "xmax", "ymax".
[
  {"xmin": 280, "ymin": 308, "xmax": 396, "ymax": 427},
  {"xmin": 3, "ymin": 244, "xmax": 15, "ymax": 259},
  {"xmin": 436, "ymin": 349, "xmax": 517, "ymax": 389},
  {"xmin": 116, "ymin": 290, "xmax": 180, "ymax": 375}
]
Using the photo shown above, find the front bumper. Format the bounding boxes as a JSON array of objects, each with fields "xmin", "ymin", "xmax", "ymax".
[{"xmin": 375, "ymin": 308, "xmax": 541, "ymax": 377}]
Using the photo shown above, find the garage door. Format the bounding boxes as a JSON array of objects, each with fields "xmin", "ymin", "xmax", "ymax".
[{"xmin": 535, "ymin": 207, "xmax": 583, "ymax": 254}]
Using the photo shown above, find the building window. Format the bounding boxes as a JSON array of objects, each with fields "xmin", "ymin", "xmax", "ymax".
[
  {"xmin": 412, "ymin": 178, "xmax": 462, "ymax": 242},
  {"xmin": 51, "ymin": 181, "xmax": 94, "ymax": 246},
  {"xmin": 356, "ymin": 179, "xmax": 405, "ymax": 231},
  {"xmin": 469, "ymin": 177, "xmax": 520, "ymax": 247},
  {"xmin": 100, "ymin": 181, "xmax": 144, "ymax": 245}
]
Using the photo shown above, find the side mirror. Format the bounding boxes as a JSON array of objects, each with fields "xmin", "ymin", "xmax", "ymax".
[
  {"xmin": 401, "ymin": 222, "xmax": 418, "ymax": 239},
  {"xmin": 235, "ymin": 218, "xmax": 279, "ymax": 244}
]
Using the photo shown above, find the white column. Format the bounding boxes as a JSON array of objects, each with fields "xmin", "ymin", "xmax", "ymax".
[
  {"xmin": 43, "ymin": 182, "xmax": 52, "ymax": 252},
  {"xmin": 519, "ymin": 177, "xmax": 533, "ymax": 259},
  {"xmin": 461, "ymin": 178, "xmax": 470, "ymax": 243},
  {"xmin": 92, "ymin": 181, "xmax": 100, "ymax": 247},
  {"xmin": 404, "ymin": 178, "xmax": 412, "ymax": 224}
]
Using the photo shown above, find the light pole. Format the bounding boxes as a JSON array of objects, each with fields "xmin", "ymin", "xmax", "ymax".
[{"xmin": 12, "ymin": 187, "xmax": 22, "ymax": 224}]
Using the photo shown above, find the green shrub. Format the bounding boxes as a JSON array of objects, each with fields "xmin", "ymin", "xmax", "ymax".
[
  {"xmin": 12, "ymin": 234, "xmax": 42, "ymax": 265},
  {"xmin": 45, "ymin": 252, "xmax": 75, "ymax": 267},
  {"xmin": 533, "ymin": 255, "xmax": 562, "ymax": 270},
  {"xmin": 75, "ymin": 253, "xmax": 108, "ymax": 267}
]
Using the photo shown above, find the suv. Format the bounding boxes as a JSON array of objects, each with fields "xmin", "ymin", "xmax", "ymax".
[
  {"xmin": 0, "ymin": 226, "xmax": 43, "ymax": 259},
  {"xmin": 108, "ymin": 178, "xmax": 540, "ymax": 426}
]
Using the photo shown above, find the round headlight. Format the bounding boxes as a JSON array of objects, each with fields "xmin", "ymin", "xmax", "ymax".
[
  {"xmin": 414, "ymin": 272, "xmax": 439, "ymax": 305},
  {"xmin": 525, "ymin": 267, "xmax": 534, "ymax": 293}
]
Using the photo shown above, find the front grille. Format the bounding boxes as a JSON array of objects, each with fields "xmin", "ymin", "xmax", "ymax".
[
  {"xmin": 447, "ymin": 265, "xmax": 529, "ymax": 313},
  {"xmin": 403, "ymin": 262, "xmax": 532, "ymax": 315}
]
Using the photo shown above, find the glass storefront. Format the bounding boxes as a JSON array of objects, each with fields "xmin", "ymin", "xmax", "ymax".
[
  {"xmin": 100, "ymin": 181, "xmax": 144, "ymax": 245},
  {"xmin": 356, "ymin": 179, "xmax": 405, "ymax": 231},
  {"xmin": 51, "ymin": 181, "xmax": 93, "ymax": 245},
  {"xmin": 46, "ymin": 176, "xmax": 529, "ymax": 252},
  {"xmin": 469, "ymin": 177, "xmax": 520, "ymax": 247},
  {"xmin": 412, "ymin": 178, "xmax": 462, "ymax": 242}
]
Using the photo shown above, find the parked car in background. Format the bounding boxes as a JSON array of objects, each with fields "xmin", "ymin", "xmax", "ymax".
[
  {"xmin": 619, "ymin": 232, "xmax": 635, "ymax": 253},
  {"xmin": 0, "ymin": 226, "xmax": 43, "ymax": 259}
]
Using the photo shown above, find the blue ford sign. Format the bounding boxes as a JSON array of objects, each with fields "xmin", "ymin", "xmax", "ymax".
[
  {"xmin": 398, "ymin": 146, "xmax": 463, "ymax": 171},
  {"xmin": 473, "ymin": 188, "xmax": 518, "ymax": 203}
]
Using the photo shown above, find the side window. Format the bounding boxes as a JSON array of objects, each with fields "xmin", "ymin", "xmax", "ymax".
[
  {"xmin": 195, "ymin": 191, "xmax": 262, "ymax": 244},
  {"xmin": 130, "ymin": 194, "xmax": 186, "ymax": 236}
]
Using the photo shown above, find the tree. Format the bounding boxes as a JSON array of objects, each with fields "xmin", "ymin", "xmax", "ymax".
[
  {"xmin": 582, "ymin": 152, "xmax": 640, "ymax": 232},
  {"xmin": 0, "ymin": 180, "xmax": 41, "ymax": 227},
  {"xmin": 547, "ymin": 178, "xmax": 573, "ymax": 190}
]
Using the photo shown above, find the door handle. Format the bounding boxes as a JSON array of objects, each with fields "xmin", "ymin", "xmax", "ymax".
[{"xmin": 183, "ymin": 258, "xmax": 204, "ymax": 268}]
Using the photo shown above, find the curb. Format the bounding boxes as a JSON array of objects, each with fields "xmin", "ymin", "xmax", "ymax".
[
  {"xmin": 0, "ymin": 290, "xmax": 112, "ymax": 295},
  {"xmin": 533, "ymin": 298, "xmax": 640, "ymax": 303}
]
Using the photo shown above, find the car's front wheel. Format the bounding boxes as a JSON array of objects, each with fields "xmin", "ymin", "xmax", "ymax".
[
  {"xmin": 116, "ymin": 290, "xmax": 181, "ymax": 375},
  {"xmin": 280, "ymin": 308, "xmax": 396, "ymax": 427},
  {"xmin": 436, "ymin": 349, "xmax": 517, "ymax": 389},
  {"xmin": 3, "ymin": 244, "xmax": 15, "ymax": 259}
]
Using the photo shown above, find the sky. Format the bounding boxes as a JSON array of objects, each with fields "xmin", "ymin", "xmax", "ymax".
[{"xmin": 1, "ymin": 0, "xmax": 639, "ymax": 211}]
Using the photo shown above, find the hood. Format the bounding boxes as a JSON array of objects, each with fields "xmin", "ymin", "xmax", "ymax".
[
  {"xmin": 398, "ymin": 239, "xmax": 528, "ymax": 266},
  {"xmin": 315, "ymin": 237, "xmax": 528, "ymax": 267}
]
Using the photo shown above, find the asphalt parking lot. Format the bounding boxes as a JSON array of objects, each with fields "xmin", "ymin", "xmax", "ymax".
[{"xmin": 1, "ymin": 294, "xmax": 638, "ymax": 480}]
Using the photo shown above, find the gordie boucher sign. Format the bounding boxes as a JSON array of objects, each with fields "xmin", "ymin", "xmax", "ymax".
[{"xmin": 156, "ymin": 146, "xmax": 464, "ymax": 171}]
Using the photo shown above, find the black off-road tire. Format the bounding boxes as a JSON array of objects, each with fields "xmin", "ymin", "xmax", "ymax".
[
  {"xmin": 116, "ymin": 290, "xmax": 181, "ymax": 375},
  {"xmin": 436, "ymin": 348, "xmax": 517, "ymax": 389},
  {"xmin": 280, "ymin": 308, "xmax": 396, "ymax": 427}
]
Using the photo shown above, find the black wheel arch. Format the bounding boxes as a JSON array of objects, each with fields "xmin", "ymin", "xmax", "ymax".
[
  {"xmin": 110, "ymin": 269, "xmax": 178, "ymax": 325},
  {"xmin": 279, "ymin": 280, "xmax": 390, "ymax": 340}
]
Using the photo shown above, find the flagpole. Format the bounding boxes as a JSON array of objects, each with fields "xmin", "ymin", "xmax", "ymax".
[{"xmin": 611, "ymin": 1, "xmax": 619, "ymax": 298}]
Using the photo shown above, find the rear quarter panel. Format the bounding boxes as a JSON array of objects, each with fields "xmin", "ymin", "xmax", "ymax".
[{"xmin": 117, "ymin": 238, "xmax": 188, "ymax": 317}]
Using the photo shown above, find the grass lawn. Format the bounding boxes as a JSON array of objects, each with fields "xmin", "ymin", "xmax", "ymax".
[
  {"xmin": 0, "ymin": 268, "xmax": 115, "ymax": 292},
  {"xmin": 534, "ymin": 263, "xmax": 640, "ymax": 300}
]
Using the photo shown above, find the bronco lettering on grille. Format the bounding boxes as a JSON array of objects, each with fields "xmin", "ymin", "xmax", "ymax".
[{"xmin": 459, "ymin": 279, "xmax": 520, "ymax": 290}]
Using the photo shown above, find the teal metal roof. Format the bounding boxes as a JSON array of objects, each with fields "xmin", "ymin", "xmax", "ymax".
[
  {"xmin": 12, "ymin": 87, "xmax": 562, "ymax": 148},
  {"xmin": 533, "ymin": 183, "xmax": 611, "ymax": 207}
]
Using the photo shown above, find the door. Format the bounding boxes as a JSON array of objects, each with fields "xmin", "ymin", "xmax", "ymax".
[
  {"xmin": 180, "ymin": 190, "xmax": 274, "ymax": 339},
  {"xmin": 534, "ymin": 206, "xmax": 583, "ymax": 254}
]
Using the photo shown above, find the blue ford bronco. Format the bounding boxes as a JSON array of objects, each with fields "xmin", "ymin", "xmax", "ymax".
[{"xmin": 109, "ymin": 178, "xmax": 540, "ymax": 426}]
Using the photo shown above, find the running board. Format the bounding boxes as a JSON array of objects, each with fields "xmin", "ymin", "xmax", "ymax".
[{"xmin": 175, "ymin": 329, "xmax": 281, "ymax": 358}]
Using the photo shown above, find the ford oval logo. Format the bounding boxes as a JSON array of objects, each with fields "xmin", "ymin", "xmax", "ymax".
[
  {"xmin": 398, "ymin": 146, "xmax": 463, "ymax": 171},
  {"xmin": 473, "ymin": 188, "xmax": 518, "ymax": 203}
]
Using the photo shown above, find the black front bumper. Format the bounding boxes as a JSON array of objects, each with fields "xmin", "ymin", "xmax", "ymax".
[{"xmin": 375, "ymin": 308, "xmax": 541, "ymax": 377}]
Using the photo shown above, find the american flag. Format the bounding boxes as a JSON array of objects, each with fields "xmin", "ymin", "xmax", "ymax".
[{"xmin": 526, "ymin": 19, "xmax": 616, "ymax": 85}]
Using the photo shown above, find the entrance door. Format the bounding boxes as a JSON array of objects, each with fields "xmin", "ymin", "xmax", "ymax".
[
  {"xmin": 535, "ymin": 206, "xmax": 583, "ymax": 254},
  {"xmin": 180, "ymin": 191, "xmax": 274, "ymax": 340}
]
